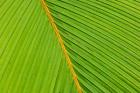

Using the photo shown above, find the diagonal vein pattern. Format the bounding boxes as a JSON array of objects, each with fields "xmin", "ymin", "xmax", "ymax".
[
  {"xmin": 47, "ymin": 0, "xmax": 140, "ymax": 93},
  {"xmin": 0, "ymin": 0, "xmax": 79, "ymax": 93},
  {"xmin": 41, "ymin": 0, "xmax": 82, "ymax": 93}
]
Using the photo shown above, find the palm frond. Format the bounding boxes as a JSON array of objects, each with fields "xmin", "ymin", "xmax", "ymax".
[
  {"xmin": 0, "ymin": 0, "xmax": 78, "ymax": 93},
  {"xmin": 1, "ymin": 0, "xmax": 140, "ymax": 93},
  {"xmin": 47, "ymin": 0, "xmax": 140, "ymax": 93}
]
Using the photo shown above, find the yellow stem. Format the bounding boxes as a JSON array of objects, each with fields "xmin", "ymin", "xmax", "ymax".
[{"xmin": 41, "ymin": 0, "xmax": 83, "ymax": 93}]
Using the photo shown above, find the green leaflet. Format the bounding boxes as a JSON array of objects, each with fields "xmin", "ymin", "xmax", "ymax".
[
  {"xmin": 47, "ymin": 0, "xmax": 140, "ymax": 93},
  {"xmin": 0, "ymin": 0, "xmax": 78, "ymax": 93},
  {"xmin": 1, "ymin": 0, "xmax": 140, "ymax": 93}
]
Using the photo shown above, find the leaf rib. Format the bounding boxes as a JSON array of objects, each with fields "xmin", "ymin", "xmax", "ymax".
[{"xmin": 40, "ymin": 0, "xmax": 83, "ymax": 93}]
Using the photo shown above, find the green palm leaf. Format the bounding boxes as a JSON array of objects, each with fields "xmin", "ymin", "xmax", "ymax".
[
  {"xmin": 0, "ymin": 0, "xmax": 78, "ymax": 93},
  {"xmin": 1, "ymin": 0, "xmax": 140, "ymax": 93},
  {"xmin": 47, "ymin": 0, "xmax": 140, "ymax": 93}
]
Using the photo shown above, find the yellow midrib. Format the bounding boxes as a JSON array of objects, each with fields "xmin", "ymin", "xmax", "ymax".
[{"xmin": 40, "ymin": 0, "xmax": 83, "ymax": 93}]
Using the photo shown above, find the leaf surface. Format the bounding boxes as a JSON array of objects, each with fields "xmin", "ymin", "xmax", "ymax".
[
  {"xmin": 0, "ymin": 0, "xmax": 78, "ymax": 93},
  {"xmin": 47, "ymin": 0, "xmax": 140, "ymax": 93}
]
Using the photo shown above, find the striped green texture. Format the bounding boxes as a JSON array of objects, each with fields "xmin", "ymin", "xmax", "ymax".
[
  {"xmin": 47, "ymin": 0, "xmax": 140, "ymax": 93},
  {"xmin": 0, "ymin": 0, "xmax": 77, "ymax": 93},
  {"xmin": 1, "ymin": 0, "xmax": 140, "ymax": 93}
]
